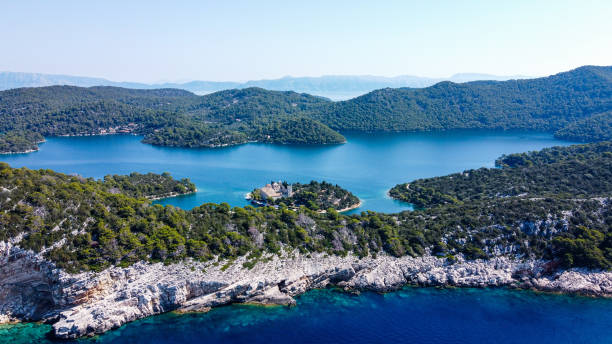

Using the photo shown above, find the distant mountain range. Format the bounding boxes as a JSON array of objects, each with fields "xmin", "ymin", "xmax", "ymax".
[{"xmin": 0, "ymin": 71, "xmax": 531, "ymax": 100}]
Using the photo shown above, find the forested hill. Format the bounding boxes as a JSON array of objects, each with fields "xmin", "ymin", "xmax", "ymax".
[
  {"xmin": 0, "ymin": 86, "xmax": 341, "ymax": 153},
  {"xmin": 2, "ymin": 65, "xmax": 612, "ymax": 153},
  {"xmin": 554, "ymin": 111, "xmax": 612, "ymax": 142},
  {"xmin": 309, "ymin": 65, "xmax": 612, "ymax": 140},
  {"xmin": 0, "ymin": 85, "xmax": 330, "ymax": 123}
]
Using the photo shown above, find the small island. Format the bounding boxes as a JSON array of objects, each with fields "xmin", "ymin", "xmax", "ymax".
[{"xmin": 247, "ymin": 180, "xmax": 361, "ymax": 212}]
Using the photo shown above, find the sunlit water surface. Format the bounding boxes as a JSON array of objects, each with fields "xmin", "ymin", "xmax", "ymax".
[{"xmin": 0, "ymin": 131, "xmax": 573, "ymax": 213}]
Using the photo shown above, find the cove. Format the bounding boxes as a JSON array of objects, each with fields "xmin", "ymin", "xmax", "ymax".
[
  {"xmin": 2, "ymin": 288, "xmax": 611, "ymax": 343},
  {"xmin": 0, "ymin": 131, "xmax": 573, "ymax": 213}
]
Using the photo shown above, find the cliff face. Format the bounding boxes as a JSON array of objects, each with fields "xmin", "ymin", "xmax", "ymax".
[
  {"xmin": 0, "ymin": 242, "xmax": 59, "ymax": 323},
  {"xmin": 1, "ymin": 241, "xmax": 611, "ymax": 339}
]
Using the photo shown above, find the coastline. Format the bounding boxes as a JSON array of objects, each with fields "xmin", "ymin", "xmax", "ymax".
[
  {"xmin": 0, "ymin": 148, "xmax": 39, "ymax": 155},
  {"xmin": 337, "ymin": 201, "xmax": 362, "ymax": 212},
  {"xmin": 1, "ymin": 132, "xmax": 345, "ymax": 156},
  {"xmin": 245, "ymin": 191, "xmax": 361, "ymax": 213},
  {"xmin": 1, "ymin": 241, "xmax": 610, "ymax": 339},
  {"xmin": 0, "ymin": 139, "xmax": 45, "ymax": 155},
  {"xmin": 147, "ymin": 190, "xmax": 197, "ymax": 201}
]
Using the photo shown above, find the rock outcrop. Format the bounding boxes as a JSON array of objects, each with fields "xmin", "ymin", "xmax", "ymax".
[{"xmin": 0, "ymin": 241, "xmax": 610, "ymax": 339}]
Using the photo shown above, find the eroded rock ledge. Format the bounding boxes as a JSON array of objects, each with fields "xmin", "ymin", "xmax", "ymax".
[{"xmin": 0, "ymin": 241, "xmax": 610, "ymax": 339}]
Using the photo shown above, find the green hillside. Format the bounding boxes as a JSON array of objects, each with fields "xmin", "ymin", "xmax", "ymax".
[
  {"xmin": 0, "ymin": 86, "xmax": 341, "ymax": 152},
  {"xmin": 555, "ymin": 111, "xmax": 612, "ymax": 142},
  {"xmin": 2, "ymin": 66, "xmax": 612, "ymax": 153},
  {"xmin": 310, "ymin": 66, "xmax": 612, "ymax": 139}
]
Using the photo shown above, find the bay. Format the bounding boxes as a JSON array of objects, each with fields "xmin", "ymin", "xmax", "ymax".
[{"xmin": 0, "ymin": 131, "xmax": 573, "ymax": 213}]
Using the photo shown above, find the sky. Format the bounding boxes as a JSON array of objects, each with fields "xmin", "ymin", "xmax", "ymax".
[{"xmin": 1, "ymin": 0, "xmax": 611, "ymax": 83}]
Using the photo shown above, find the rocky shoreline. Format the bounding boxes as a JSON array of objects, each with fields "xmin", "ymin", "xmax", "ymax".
[
  {"xmin": 337, "ymin": 200, "xmax": 362, "ymax": 213},
  {"xmin": 146, "ymin": 190, "xmax": 197, "ymax": 201},
  {"xmin": 0, "ymin": 148, "xmax": 39, "ymax": 155},
  {"xmin": 0, "ymin": 139, "xmax": 45, "ymax": 155},
  {"xmin": 0, "ymin": 241, "xmax": 610, "ymax": 339}
]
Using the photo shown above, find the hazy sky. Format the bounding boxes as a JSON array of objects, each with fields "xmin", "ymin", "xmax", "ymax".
[{"xmin": 2, "ymin": 0, "xmax": 611, "ymax": 82}]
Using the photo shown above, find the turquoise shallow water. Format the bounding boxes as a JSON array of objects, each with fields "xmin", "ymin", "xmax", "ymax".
[
  {"xmin": 1, "ymin": 288, "xmax": 611, "ymax": 343},
  {"xmin": 0, "ymin": 130, "xmax": 573, "ymax": 213}
]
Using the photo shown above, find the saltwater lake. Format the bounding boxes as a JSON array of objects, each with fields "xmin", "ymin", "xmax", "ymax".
[{"xmin": 0, "ymin": 131, "xmax": 573, "ymax": 213}]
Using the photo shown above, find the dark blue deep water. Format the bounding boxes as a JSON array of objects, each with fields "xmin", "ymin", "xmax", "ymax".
[
  {"xmin": 0, "ymin": 131, "xmax": 573, "ymax": 213},
  {"xmin": 1, "ymin": 288, "xmax": 611, "ymax": 343}
]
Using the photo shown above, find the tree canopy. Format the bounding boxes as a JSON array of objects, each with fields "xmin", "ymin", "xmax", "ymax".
[{"xmin": 1, "ymin": 141, "xmax": 611, "ymax": 272}]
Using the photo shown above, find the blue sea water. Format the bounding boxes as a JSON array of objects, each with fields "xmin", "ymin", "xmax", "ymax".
[
  {"xmin": 1, "ymin": 288, "xmax": 611, "ymax": 343},
  {"xmin": 0, "ymin": 131, "xmax": 573, "ymax": 213}
]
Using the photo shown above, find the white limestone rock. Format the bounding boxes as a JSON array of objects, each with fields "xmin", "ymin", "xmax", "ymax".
[{"xmin": 0, "ymin": 242, "xmax": 610, "ymax": 339}]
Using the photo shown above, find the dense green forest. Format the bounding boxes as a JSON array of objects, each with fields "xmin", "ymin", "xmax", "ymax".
[
  {"xmin": 310, "ymin": 66, "xmax": 612, "ymax": 140},
  {"xmin": 554, "ymin": 111, "xmax": 612, "ymax": 142},
  {"xmin": 250, "ymin": 180, "xmax": 360, "ymax": 211},
  {"xmin": 249, "ymin": 117, "xmax": 346, "ymax": 144},
  {"xmin": 192, "ymin": 87, "xmax": 330, "ymax": 123},
  {"xmin": 141, "ymin": 117, "xmax": 345, "ymax": 147},
  {"xmin": 1, "ymin": 141, "xmax": 610, "ymax": 272},
  {"xmin": 100, "ymin": 172, "xmax": 196, "ymax": 199},
  {"xmin": 495, "ymin": 141, "xmax": 612, "ymax": 168},
  {"xmin": 389, "ymin": 141, "xmax": 612, "ymax": 208},
  {"xmin": 0, "ymin": 86, "xmax": 342, "ymax": 152},
  {"xmin": 2, "ymin": 65, "xmax": 612, "ymax": 153},
  {"xmin": 141, "ymin": 124, "xmax": 249, "ymax": 148},
  {"xmin": 0, "ymin": 130, "xmax": 44, "ymax": 153}
]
